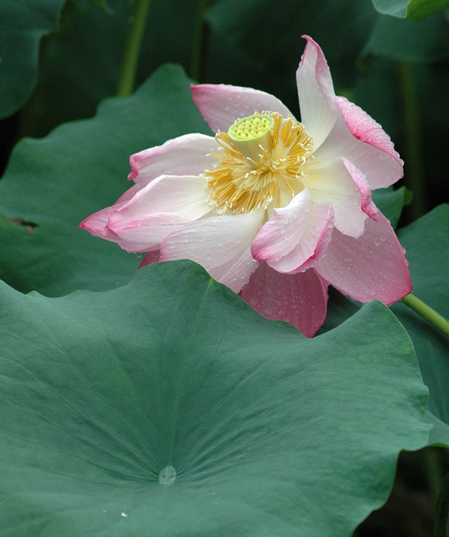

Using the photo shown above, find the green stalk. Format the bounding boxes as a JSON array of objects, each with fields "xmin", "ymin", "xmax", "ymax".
[
  {"xmin": 190, "ymin": 0, "xmax": 212, "ymax": 82},
  {"xmin": 402, "ymin": 293, "xmax": 449, "ymax": 338},
  {"xmin": 434, "ymin": 472, "xmax": 449, "ymax": 537},
  {"xmin": 425, "ymin": 448, "xmax": 445, "ymax": 506},
  {"xmin": 116, "ymin": 0, "xmax": 151, "ymax": 97},
  {"xmin": 398, "ymin": 61, "xmax": 427, "ymax": 220}
]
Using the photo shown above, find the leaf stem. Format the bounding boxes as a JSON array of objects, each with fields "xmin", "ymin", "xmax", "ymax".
[
  {"xmin": 398, "ymin": 61, "xmax": 427, "ymax": 220},
  {"xmin": 116, "ymin": 0, "xmax": 151, "ymax": 97},
  {"xmin": 402, "ymin": 293, "xmax": 449, "ymax": 337},
  {"xmin": 190, "ymin": 0, "xmax": 212, "ymax": 82},
  {"xmin": 434, "ymin": 471, "xmax": 449, "ymax": 537}
]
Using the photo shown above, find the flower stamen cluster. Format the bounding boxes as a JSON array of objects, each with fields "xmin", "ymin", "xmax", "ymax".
[{"xmin": 205, "ymin": 112, "xmax": 314, "ymax": 215}]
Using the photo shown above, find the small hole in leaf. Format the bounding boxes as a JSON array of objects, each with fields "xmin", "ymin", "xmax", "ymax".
[{"xmin": 9, "ymin": 218, "xmax": 39, "ymax": 234}]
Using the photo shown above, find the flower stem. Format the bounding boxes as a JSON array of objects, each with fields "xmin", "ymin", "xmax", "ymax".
[
  {"xmin": 398, "ymin": 61, "xmax": 427, "ymax": 220},
  {"xmin": 402, "ymin": 293, "xmax": 449, "ymax": 338},
  {"xmin": 116, "ymin": 0, "xmax": 151, "ymax": 97},
  {"xmin": 434, "ymin": 471, "xmax": 449, "ymax": 537}
]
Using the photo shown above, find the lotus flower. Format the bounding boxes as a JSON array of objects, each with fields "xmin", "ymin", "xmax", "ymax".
[{"xmin": 81, "ymin": 36, "xmax": 411, "ymax": 337}]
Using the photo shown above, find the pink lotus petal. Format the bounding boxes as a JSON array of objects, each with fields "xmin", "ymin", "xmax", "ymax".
[
  {"xmin": 108, "ymin": 213, "xmax": 189, "ymax": 253},
  {"xmin": 138, "ymin": 249, "xmax": 160, "ymax": 268},
  {"xmin": 108, "ymin": 175, "xmax": 211, "ymax": 225},
  {"xmin": 218, "ymin": 247, "xmax": 259, "ymax": 293},
  {"xmin": 241, "ymin": 263, "xmax": 328, "ymax": 337},
  {"xmin": 160, "ymin": 211, "xmax": 264, "ymax": 271},
  {"xmin": 116, "ymin": 182, "xmax": 147, "ymax": 204},
  {"xmin": 80, "ymin": 207, "xmax": 120, "ymax": 242},
  {"xmin": 313, "ymin": 110, "xmax": 403, "ymax": 190},
  {"xmin": 314, "ymin": 213, "xmax": 412, "ymax": 305},
  {"xmin": 337, "ymin": 96, "xmax": 403, "ymax": 167},
  {"xmin": 128, "ymin": 133, "xmax": 218, "ymax": 184},
  {"xmin": 191, "ymin": 84, "xmax": 293, "ymax": 133},
  {"xmin": 82, "ymin": 176, "xmax": 210, "ymax": 253},
  {"xmin": 252, "ymin": 190, "xmax": 334, "ymax": 273},
  {"xmin": 252, "ymin": 189, "xmax": 312, "ymax": 263},
  {"xmin": 80, "ymin": 184, "xmax": 145, "ymax": 240},
  {"xmin": 342, "ymin": 158, "xmax": 380, "ymax": 222},
  {"xmin": 296, "ymin": 36, "xmax": 339, "ymax": 151},
  {"xmin": 274, "ymin": 203, "xmax": 334, "ymax": 274},
  {"xmin": 304, "ymin": 157, "xmax": 378, "ymax": 238}
]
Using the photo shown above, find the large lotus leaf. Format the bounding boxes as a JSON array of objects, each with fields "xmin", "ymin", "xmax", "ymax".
[
  {"xmin": 372, "ymin": 186, "xmax": 410, "ymax": 229},
  {"xmin": 0, "ymin": 0, "xmax": 66, "ymax": 119},
  {"xmin": 320, "ymin": 205, "xmax": 449, "ymax": 446},
  {"xmin": 0, "ymin": 260, "xmax": 429, "ymax": 536},
  {"xmin": 0, "ymin": 64, "xmax": 210, "ymax": 297},
  {"xmin": 371, "ymin": 0, "xmax": 449, "ymax": 21},
  {"xmin": 392, "ymin": 205, "xmax": 449, "ymax": 445},
  {"xmin": 364, "ymin": 11, "xmax": 449, "ymax": 62},
  {"xmin": 371, "ymin": 0, "xmax": 414, "ymax": 17}
]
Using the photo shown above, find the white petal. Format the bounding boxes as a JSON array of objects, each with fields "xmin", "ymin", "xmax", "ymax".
[
  {"xmin": 268, "ymin": 202, "xmax": 334, "ymax": 274},
  {"xmin": 129, "ymin": 133, "xmax": 219, "ymax": 184},
  {"xmin": 110, "ymin": 214, "xmax": 189, "ymax": 253},
  {"xmin": 160, "ymin": 211, "xmax": 264, "ymax": 271},
  {"xmin": 304, "ymin": 157, "xmax": 375, "ymax": 238},
  {"xmin": 252, "ymin": 189, "xmax": 334, "ymax": 273},
  {"xmin": 252, "ymin": 189, "xmax": 312, "ymax": 263},
  {"xmin": 296, "ymin": 36, "xmax": 339, "ymax": 151},
  {"xmin": 108, "ymin": 175, "xmax": 211, "ymax": 225},
  {"xmin": 217, "ymin": 247, "xmax": 259, "ymax": 293}
]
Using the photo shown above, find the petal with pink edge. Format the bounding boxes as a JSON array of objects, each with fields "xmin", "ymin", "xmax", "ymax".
[
  {"xmin": 108, "ymin": 213, "xmax": 190, "ymax": 253},
  {"xmin": 271, "ymin": 203, "xmax": 334, "ymax": 274},
  {"xmin": 128, "ymin": 133, "xmax": 218, "ymax": 184},
  {"xmin": 191, "ymin": 84, "xmax": 292, "ymax": 133},
  {"xmin": 241, "ymin": 263, "xmax": 329, "ymax": 338},
  {"xmin": 138, "ymin": 249, "xmax": 161, "ymax": 268},
  {"xmin": 252, "ymin": 189, "xmax": 334, "ymax": 274},
  {"xmin": 296, "ymin": 36, "xmax": 339, "ymax": 152},
  {"xmin": 107, "ymin": 175, "xmax": 211, "ymax": 227},
  {"xmin": 80, "ymin": 205, "xmax": 122, "ymax": 242},
  {"xmin": 80, "ymin": 183, "xmax": 149, "ymax": 241},
  {"xmin": 160, "ymin": 210, "xmax": 264, "ymax": 272},
  {"xmin": 313, "ymin": 213, "xmax": 412, "ymax": 305},
  {"xmin": 216, "ymin": 247, "xmax": 259, "ymax": 293},
  {"xmin": 313, "ymin": 110, "xmax": 403, "ymax": 190},
  {"xmin": 252, "ymin": 189, "xmax": 312, "ymax": 263},
  {"xmin": 304, "ymin": 157, "xmax": 378, "ymax": 238},
  {"xmin": 337, "ymin": 96, "xmax": 403, "ymax": 167}
]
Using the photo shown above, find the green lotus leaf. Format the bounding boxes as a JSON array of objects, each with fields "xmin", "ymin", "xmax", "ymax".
[
  {"xmin": 0, "ymin": 260, "xmax": 429, "ymax": 536},
  {"xmin": 0, "ymin": 64, "xmax": 209, "ymax": 296},
  {"xmin": 0, "ymin": 0, "xmax": 66, "ymax": 118}
]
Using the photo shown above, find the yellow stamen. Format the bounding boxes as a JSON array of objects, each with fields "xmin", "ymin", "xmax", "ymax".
[{"xmin": 205, "ymin": 111, "xmax": 314, "ymax": 214}]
